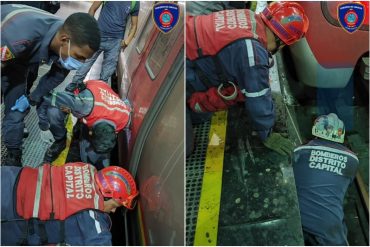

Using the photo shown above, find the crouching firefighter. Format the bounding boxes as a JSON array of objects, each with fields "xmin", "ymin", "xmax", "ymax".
[
  {"xmin": 186, "ymin": 2, "xmax": 309, "ymax": 156},
  {"xmin": 1, "ymin": 163, "xmax": 139, "ymax": 245},
  {"xmin": 293, "ymin": 113, "xmax": 359, "ymax": 245},
  {"xmin": 39, "ymin": 80, "xmax": 131, "ymax": 169}
]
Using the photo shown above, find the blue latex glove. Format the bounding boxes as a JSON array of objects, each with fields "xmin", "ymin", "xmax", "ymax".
[{"xmin": 11, "ymin": 95, "xmax": 30, "ymax": 112}]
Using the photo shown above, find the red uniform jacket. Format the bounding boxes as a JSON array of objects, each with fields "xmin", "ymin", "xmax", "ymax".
[
  {"xmin": 186, "ymin": 9, "xmax": 267, "ymax": 60},
  {"xmin": 82, "ymin": 80, "xmax": 131, "ymax": 132},
  {"xmin": 16, "ymin": 163, "xmax": 105, "ymax": 221}
]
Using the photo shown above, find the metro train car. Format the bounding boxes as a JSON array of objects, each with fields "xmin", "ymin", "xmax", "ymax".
[
  {"xmin": 82, "ymin": 1, "xmax": 185, "ymax": 245},
  {"xmin": 113, "ymin": 2, "xmax": 185, "ymax": 245},
  {"xmin": 289, "ymin": 1, "xmax": 369, "ymax": 89}
]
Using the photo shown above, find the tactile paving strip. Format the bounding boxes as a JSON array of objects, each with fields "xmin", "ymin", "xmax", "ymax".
[{"xmin": 185, "ymin": 121, "xmax": 211, "ymax": 246}]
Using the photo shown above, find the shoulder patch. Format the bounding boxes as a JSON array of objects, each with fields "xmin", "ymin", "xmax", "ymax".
[{"xmin": 1, "ymin": 46, "xmax": 15, "ymax": 61}]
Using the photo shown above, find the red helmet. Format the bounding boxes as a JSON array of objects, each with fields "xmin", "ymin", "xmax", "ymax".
[
  {"xmin": 95, "ymin": 166, "xmax": 139, "ymax": 209},
  {"xmin": 260, "ymin": 2, "xmax": 309, "ymax": 45}
]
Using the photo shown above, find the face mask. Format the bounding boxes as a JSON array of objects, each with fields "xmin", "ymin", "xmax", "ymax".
[{"xmin": 59, "ymin": 40, "xmax": 83, "ymax": 70}]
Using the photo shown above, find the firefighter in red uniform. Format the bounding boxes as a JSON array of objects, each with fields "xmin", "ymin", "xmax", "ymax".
[
  {"xmin": 1, "ymin": 164, "xmax": 139, "ymax": 245},
  {"xmin": 186, "ymin": 2, "xmax": 309, "ymax": 156},
  {"xmin": 38, "ymin": 80, "xmax": 131, "ymax": 169}
]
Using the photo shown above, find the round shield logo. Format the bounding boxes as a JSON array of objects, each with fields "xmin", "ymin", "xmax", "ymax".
[
  {"xmin": 153, "ymin": 3, "xmax": 180, "ymax": 33},
  {"xmin": 344, "ymin": 10, "xmax": 358, "ymax": 27},
  {"xmin": 159, "ymin": 10, "xmax": 173, "ymax": 27}
]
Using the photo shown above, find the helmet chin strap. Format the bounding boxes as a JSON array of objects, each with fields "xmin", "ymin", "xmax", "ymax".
[
  {"xmin": 270, "ymin": 37, "xmax": 285, "ymax": 56},
  {"xmin": 268, "ymin": 52, "xmax": 275, "ymax": 68}
]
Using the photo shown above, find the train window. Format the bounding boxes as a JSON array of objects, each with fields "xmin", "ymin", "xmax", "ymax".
[
  {"xmin": 145, "ymin": 17, "xmax": 183, "ymax": 80},
  {"xmin": 136, "ymin": 12, "xmax": 154, "ymax": 54}
]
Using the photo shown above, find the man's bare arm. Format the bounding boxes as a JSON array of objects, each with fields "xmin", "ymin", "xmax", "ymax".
[
  {"xmin": 88, "ymin": 1, "xmax": 103, "ymax": 17},
  {"xmin": 121, "ymin": 16, "xmax": 138, "ymax": 48}
]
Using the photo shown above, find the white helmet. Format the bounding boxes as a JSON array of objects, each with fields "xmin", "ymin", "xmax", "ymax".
[{"xmin": 312, "ymin": 113, "xmax": 345, "ymax": 143}]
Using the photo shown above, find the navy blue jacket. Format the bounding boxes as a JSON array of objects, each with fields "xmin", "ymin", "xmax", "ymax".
[
  {"xmin": 293, "ymin": 139, "xmax": 359, "ymax": 245},
  {"xmin": 1, "ymin": 166, "xmax": 112, "ymax": 245},
  {"xmin": 1, "ymin": 4, "xmax": 69, "ymax": 103},
  {"xmin": 186, "ymin": 39, "xmax": 275, "ymax": 140}
]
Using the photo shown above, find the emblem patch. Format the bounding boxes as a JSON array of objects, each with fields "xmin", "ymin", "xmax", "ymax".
[
  {"xmin": 153, "ymin": 2, "xmax": 180, "ymax": 33},
  {"xmin": 338, "ymin": 2, "xmax": 366, "ymax": 33}
]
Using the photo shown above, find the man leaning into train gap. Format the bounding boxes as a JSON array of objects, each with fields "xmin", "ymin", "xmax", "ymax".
[
  {"xmin": 1, "ymin": 4, "xmax": 100, "ymax": 167},
  {"xmin": 186, "ymin": 2, "xmax": 309, "ymax": 156},
  {"xmin": 293, "ymin": 113, "xmax": 359, "ymax": 246},
  {"xmin": 1, "ymin": 163, "xmax": 139, "ymax": 245},
  {"xmin": 38, "ymin": 79, "xmax": 132, "ymax": 170}
]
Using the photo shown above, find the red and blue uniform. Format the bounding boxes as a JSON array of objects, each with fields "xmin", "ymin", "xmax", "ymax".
[
  {"xmin": 186, "ymin": 9, "xmax": 275, "ymax": 141},
  {"xmin": 41, "ymin": 80, "xmax": 131, "ymax": 169},
  {"xmin": 1, "ymin": 163, "xmax": 112, "ymax": 245}
]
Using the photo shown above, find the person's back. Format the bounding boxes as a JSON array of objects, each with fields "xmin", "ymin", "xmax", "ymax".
[
  {"xmin": 186, "ymin": 8, "xmax": 267, "ymax": 61},
  {"xmin": 40, "ymin": 80, "xmax": 131, "ymax": 165},
  {"xmin": 1, "ymin": 163, "xmax": 138, "ymax": 245},
  {"xmin": 1, "ymin": 165, "xmax": 111, "ymax": 245},
  {"xmin": 186, "ymin": 1, "xmax": 247, "ymax": 16},
  {"xmin": 98, "ymin": 1, "xmax": 135, "ymax": 39},
  {"xmin": 293, "ymin": 114, "xmax": 359, "ymax": 245},
  {"xmin": 185, "ymin": 2, "xmax": 309, "ymax": 157}
]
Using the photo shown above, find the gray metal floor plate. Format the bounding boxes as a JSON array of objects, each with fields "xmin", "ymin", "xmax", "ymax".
[{"xmin": 185, "ymin": 121, "xmax": 210, "ymax": 246}]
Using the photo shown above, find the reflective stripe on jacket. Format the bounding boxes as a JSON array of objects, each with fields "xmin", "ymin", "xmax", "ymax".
[
  {"xmin": 16, "ymin": 163, "xmax": 104, "ymax": 221},
  {"xmin": 82, "ymin": 80, "xmax": 130, "ymax": 132}
]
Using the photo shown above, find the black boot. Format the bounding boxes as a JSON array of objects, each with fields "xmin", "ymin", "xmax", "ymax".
[
  {"xmin": 4, "ymin": 149, "xmax": 22, "ymax": 167},
  {"xmin": 43, "ymin": 136, "xmax": 67, "ymax": 163}
]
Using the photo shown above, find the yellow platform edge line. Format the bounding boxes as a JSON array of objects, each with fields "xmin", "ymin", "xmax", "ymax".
[
  {"xmin": 52, "ymin": 113, "xmax": 74, "ymax": 166},
  {"xmin": 194, "ymin": 111, "xmax": 228, "ymax": 246}
]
